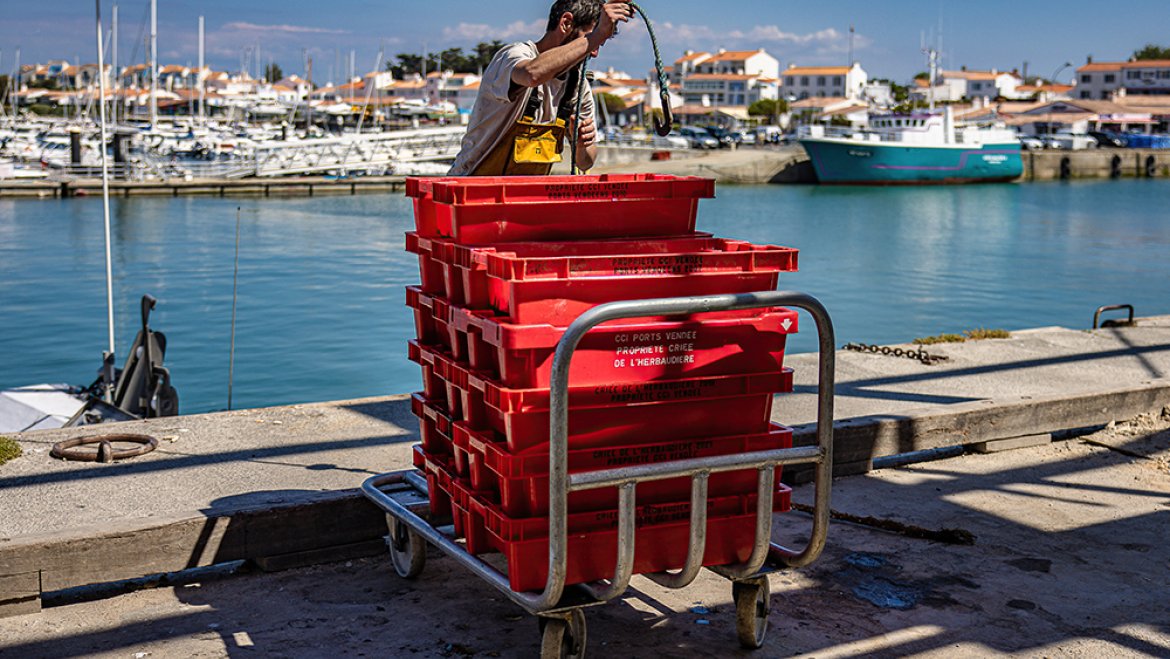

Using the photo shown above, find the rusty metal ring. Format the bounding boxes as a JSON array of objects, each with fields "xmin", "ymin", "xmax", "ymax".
[{"xmin": 51, "ymin": 434, "xmax": 158, "ymax": 463}]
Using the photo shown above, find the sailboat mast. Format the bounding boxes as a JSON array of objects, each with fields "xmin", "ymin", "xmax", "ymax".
[
  {"xmin": 149, "ymin": 0, "xmax": 157, "ymax": 125},
  {"xmin": 198, "ymin": 15, "xmax": 205, "ymax": 126},
  {"xmin": 95, "ymin": 0, "xmax": 117, "ymax": 381},
  {"xmin": 112, "ymin": 4, "xmax": 118, "ymax": 124}
]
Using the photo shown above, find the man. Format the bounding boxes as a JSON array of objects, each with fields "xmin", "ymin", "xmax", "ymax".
[{"xmin": 448, "ymin": 0, "xmax": 632, "ymax": 176}]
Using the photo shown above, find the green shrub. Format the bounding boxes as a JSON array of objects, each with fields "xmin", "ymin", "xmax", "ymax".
[
  {"xmin": 0, "ymin": 436, "xmax": 21, "ymax": 466},
  {"xmin": 913, "ymin": 333, "xmax": 966, "ymax": 345}
]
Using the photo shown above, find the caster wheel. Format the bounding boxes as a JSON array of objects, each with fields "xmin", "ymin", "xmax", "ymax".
[
  {"xmin": 387, "ymin": 516, "xmax": 425, "ymax": 579},
  {"xmin": 539, "ymin": 609, "xmax": 587, "ymax": 659},
  {"xmin": 734, "ymin": 576, "xmax": 771, "ymax": 649}
]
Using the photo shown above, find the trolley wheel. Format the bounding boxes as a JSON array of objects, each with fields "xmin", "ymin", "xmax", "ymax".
[
  {"xmin": 733, "ymin": 577, "xmax": 771, "ymax": 649},
  {"xmin": 539, "ymin": 609, "xmax": 587, "ymax": 659},
  {"xmin": 386, "ymin": 517, "xmax": 425, "ymax": 579}
]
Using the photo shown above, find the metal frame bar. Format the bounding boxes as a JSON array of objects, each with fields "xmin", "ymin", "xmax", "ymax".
[{"xmin": 362, "ymin": 290, "xmax": 835, "ymax": 615}]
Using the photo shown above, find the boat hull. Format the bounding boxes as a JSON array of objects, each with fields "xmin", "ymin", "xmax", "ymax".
[{"xmin": 800, "ymin": 138, "xmax": 1024, "ymax": 185}]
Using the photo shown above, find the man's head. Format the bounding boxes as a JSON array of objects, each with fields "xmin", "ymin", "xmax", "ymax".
[{"xmin": 546, "ymin": 0, "xmax": 603, "ymax": 41}]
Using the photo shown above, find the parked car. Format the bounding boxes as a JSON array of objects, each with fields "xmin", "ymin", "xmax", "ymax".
[
  {"xmin": 1018, "ymin": 135, "xmax": 1044, "ymax": 150},
  {"xmin": 678, "ymin": 126, "xmax": 720, "ymax": 149},
  {"xmin": 735, "ymin": 130, "xmax": 757, "ymax": 145},
  {"xmin": 1043, "ymin": 133, "xmax": 1098, "ymax": 150},
  {"xmin": 1088, "ymin": 130, "xmax": 1126, "ymax": 148},
  {"xmin": 702, "ymin": 125, "xmax": 739, "ymax": 148},
  {"xmin": 655, "ymin": 132, "xmax": 692, "ymax": 149}
]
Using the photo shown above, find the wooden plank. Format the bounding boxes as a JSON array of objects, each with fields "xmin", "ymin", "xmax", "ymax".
[
  {"xmin": 0, "ymin": 491, "xmax": 385, "ymax": 610},
  {"xmin": 0, "ymin": 571, "xmax": 41, "ymax": 617},
  {"xmin": 791, "ymin": 381, "xmax": 1170, "ymax": 464}
]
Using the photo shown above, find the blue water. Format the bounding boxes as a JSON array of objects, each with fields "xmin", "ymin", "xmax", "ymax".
[{"xmin": 2, "ymin": 180, "xmax": 1168, "ymax": 414}]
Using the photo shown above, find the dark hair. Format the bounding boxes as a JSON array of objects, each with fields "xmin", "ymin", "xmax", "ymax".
[{"xmin": 546, "ymin": 0, "xmax": 603, "ymax": 32}]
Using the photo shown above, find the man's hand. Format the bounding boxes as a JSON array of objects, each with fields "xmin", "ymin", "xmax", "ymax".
[
  {"xmin": 575, "ymin": 114, "xmax": 597, "ymax": 150},
  {"xmin": 588, "ymin": 2, "xmax": 633, "ymax": 50}
]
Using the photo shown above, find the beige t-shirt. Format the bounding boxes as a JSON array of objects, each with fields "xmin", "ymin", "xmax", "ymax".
[{"xmin": 448, "ymin": 41, "xmax": 595, "ymax": 176}]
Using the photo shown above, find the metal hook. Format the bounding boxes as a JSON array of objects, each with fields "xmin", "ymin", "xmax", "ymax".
[{"xmin": 655, "ymin": 90, "xmax": 673, "ymax": 136}]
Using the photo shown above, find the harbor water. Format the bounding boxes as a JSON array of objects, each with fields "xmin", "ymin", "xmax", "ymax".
[{"xmin": 2, "ymin": 179, "xmax": 1168, "ymax": 415}]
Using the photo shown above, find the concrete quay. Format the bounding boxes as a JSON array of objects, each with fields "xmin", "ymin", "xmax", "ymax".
[
  {"xmin": 1, "ymin": 316, "xmax": 1169, "ymax": 627},
  {"xmin": 0, "ymin": 175, "xmax": 408, "ymax": 199},
  {"xmin": 592, "ymin": 144, "xmax": 1170, "ymax": 184}
]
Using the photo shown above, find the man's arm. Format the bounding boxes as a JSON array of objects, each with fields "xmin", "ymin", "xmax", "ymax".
[
  {"xmin": 512, "ymin": 2, "xmax": 632, "ymax": 88},
  {"xmin": 574, "ymin": 114, "xmax": 598, "ymax": 171}
]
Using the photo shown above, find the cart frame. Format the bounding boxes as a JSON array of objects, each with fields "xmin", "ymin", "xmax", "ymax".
[{"xmin": 362, "ymin": 290, "xmax": 835, "ymax": 652}]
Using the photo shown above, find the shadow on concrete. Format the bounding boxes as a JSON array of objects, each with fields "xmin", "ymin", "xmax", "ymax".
[
  {"xmin": 3, "ymin": 428, "xmax": 1167, "ymax": 657},
  {"xmin": 0, "ymin": 433, "xmax": 416, "ymax": 491}
]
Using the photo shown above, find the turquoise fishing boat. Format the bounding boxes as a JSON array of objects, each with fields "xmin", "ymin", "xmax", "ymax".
[{"xmin": 800, "ymin": 108, "xmax": 1024, "ymax": 185}]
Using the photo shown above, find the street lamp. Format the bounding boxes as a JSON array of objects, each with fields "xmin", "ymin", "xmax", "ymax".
[{"xmin": 1050, "ymin": 61, "xmax": 1073, "ymax": 85}]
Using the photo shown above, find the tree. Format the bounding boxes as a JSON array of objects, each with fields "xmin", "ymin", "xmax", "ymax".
[
  {"xmin": 913, "ymin": 71, "xmax": 930, "ymax": 81},
  {"xmin": 27, "ymin": 79, "xmax": 60, "ymax": 91},
  {"xmin": 1133, "ymin": 44, "xmax": 1170, "ymax": 60},
  {"xmin": 473, "ymin": 41, "xmax": 506, "ymax": 71},
  {"xmin": 596, "ymin": 92, "xmax": 626, "ymax": 115},
  {"xmin": 389, "ymin": 41, "xmax": 509, "ymax": 78},
  {"xmin": 748, "ymin": 98, "xmax": 787, "ymax": 124},
  {"xmin": 265, "ymin": 63, "xmax": 283, "ymax": 83}
]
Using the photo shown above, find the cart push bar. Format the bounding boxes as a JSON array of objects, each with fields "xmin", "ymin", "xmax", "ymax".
[{"xmin": 362, "ymin": 290, "xmax": 835, "ymax": 618}]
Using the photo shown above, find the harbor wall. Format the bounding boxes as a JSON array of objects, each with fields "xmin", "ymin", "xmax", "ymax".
[
  {"xmin": 1023, "ymin": 148, "xmax": 1170, "ymax": 181},
  {"xmin": 2, "ymin": 148, "xmax": 1168, "ymax": 198}
]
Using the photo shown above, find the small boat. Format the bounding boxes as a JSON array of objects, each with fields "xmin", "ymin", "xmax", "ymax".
[
  {"xmin": 0, "ymin": 296, "xmax": 179, "ymax": 433},
  {"xmin": 799, "ymin": 107, "xmax": 1024, "ymax": 185}
]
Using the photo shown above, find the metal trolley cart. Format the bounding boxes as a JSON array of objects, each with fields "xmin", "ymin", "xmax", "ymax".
[{"xmin": 363, "ymin": 290, "xmax": 835, "ymax": 657}]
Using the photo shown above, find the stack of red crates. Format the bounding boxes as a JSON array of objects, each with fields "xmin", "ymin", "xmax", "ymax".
[{"xmin": 403, "ymin": 174, "xmax": 800, "ymax": 592}]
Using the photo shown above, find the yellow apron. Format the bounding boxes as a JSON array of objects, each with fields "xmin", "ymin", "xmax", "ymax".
[{"xmin": 471, "ymin": 68, "xmax": 582, "ymax": 177}]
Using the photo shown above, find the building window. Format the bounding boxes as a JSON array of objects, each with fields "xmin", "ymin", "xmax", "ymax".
[
  {"xmin": 1080, "ymin": 91, "xmax": 1091, "ymax": 99},
  {"xmin": 801, "ymin": 76, "xmax": 809, "ymax": 86},
  {"xmin": 834, "ymin": 76, "xmax": 842, "ymax": 86},
  {"xmin": 785, "ymin": 76, "xmax": 793, "ymax": 86},
  {"xmin": 1105, "ymin": 74, "xmax": 1116, "ymax": 83},
  {"xmin": 817, "ymin": 76, "xmax": 826, "ymax": 86},
  {"xmin": 1127, "ymin": 71, "xmax": 1141, "ymax": 80},
  {"xmin": 1160, "ymin": 71, "xmax": 1170, "ymax": 79},
  {"xmin": 1081, "ymin": 74, "xmax": 1091, "ymax": 83}
]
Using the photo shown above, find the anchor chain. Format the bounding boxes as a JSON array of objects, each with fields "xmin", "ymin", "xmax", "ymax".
[{"xmin": 843, "ymin": 342, "xmax": 950, "ymax": 366}]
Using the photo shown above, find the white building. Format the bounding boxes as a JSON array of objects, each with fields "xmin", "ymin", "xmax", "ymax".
[
  {"xmin": 1075, "ymin": 59, "xmax": 1170, "ymax": 100},
  {"xmin": 938, "ymin": 69, "xmax": 1024, "ymax": 100},
  {"xmin": 782, "ymin": 63, "xmax": 867, "ymax": 100},
  {"xmin": 668, "ymin": 48, "xmax": 780, "ymax": 108}
]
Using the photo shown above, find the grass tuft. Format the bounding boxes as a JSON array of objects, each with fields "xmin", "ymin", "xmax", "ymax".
[
  {"xmin": 964, "ymin": 328, "xmax": 1011, "ymax": 340},
  {"xmin": 914, "ymin": 328, "xmax": 1012, "ymax": 345},
  {"xmin": 0, "ymin": 436, "xmax": 21, "ymax": 466},
  {"xmin": 913, "ymin": 333, "xmax": 966, "ymax": 345}
]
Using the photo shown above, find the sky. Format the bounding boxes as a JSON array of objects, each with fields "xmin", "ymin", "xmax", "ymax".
[{"xmin": 3, "ymin": 1, "xmax": 1170, "ymax": 86}]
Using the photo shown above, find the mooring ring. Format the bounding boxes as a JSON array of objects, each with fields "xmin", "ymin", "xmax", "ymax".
[{"xmin": 51, "ymin": 434, "xmax": 159, "ymax": 463}]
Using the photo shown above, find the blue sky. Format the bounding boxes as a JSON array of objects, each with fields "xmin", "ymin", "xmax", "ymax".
[{"xmin": 4, "ymin": 1, "xmax": 1170, "ymax": 85}]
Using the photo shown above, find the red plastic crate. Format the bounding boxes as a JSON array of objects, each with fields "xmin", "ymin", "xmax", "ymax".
[
  {"xmin": 416, "ymin": 445, "xmax": 456, "ymax": 518},
  {"xmin": 443, "ymin": 234, "xmax": 798, "ymax": 321},
  {"xmin": 458, "ymin": 422, "xmax": 794, "ymax": 517},
  {"xmin": 410, "ymin": 393, "xmax": 456, "ymax": 459},
  {"xmin": 457, "ymin": 308, "xmax": 798, "ymax": 389},
  {"xmin": 442, "ymin": 357, "xmax": 793, "ymax": 453},
  {"xmin": 483, "ymin": 487, "xmax": 792, "ymax": 592},
  {"xmin": 404, "ymin": 232, "xmax": 450, "ymax": 296},
  {"xmin": 406, "ymin": 174, "xmax": 716, "ymax": 244},
  {"xmin": 406, "ymin": 286, "xmax": 467, "ymax": 359}
]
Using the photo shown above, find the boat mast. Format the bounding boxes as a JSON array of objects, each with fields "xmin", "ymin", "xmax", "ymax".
[
  {"xmin": 198, "ymin": 15, "xmax": 205, "ymax": 126},
  {"xmin": 111, "ymin": 5, "xmax": 118, "ymax": 124},
  {"xmin": 927, "ymin": 48, "xmax": 937, "ymax": 113},
  {"xmin": 94, "ymin": 0, "xmax": 118, "ymax": 399},
  {"xmin": 149, "ymin": 0, "xmax": 157, "ymax": 126}
]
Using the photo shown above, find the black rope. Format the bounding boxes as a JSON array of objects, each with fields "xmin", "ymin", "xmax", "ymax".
[{"xmin": 571, "ymin": 1, "xmax": 673, "ymax": 175}]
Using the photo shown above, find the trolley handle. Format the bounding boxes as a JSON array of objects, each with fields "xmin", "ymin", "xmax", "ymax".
[{"xmin": 534, "ymin": 291, "xmax": 837, "ymax": 610}]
